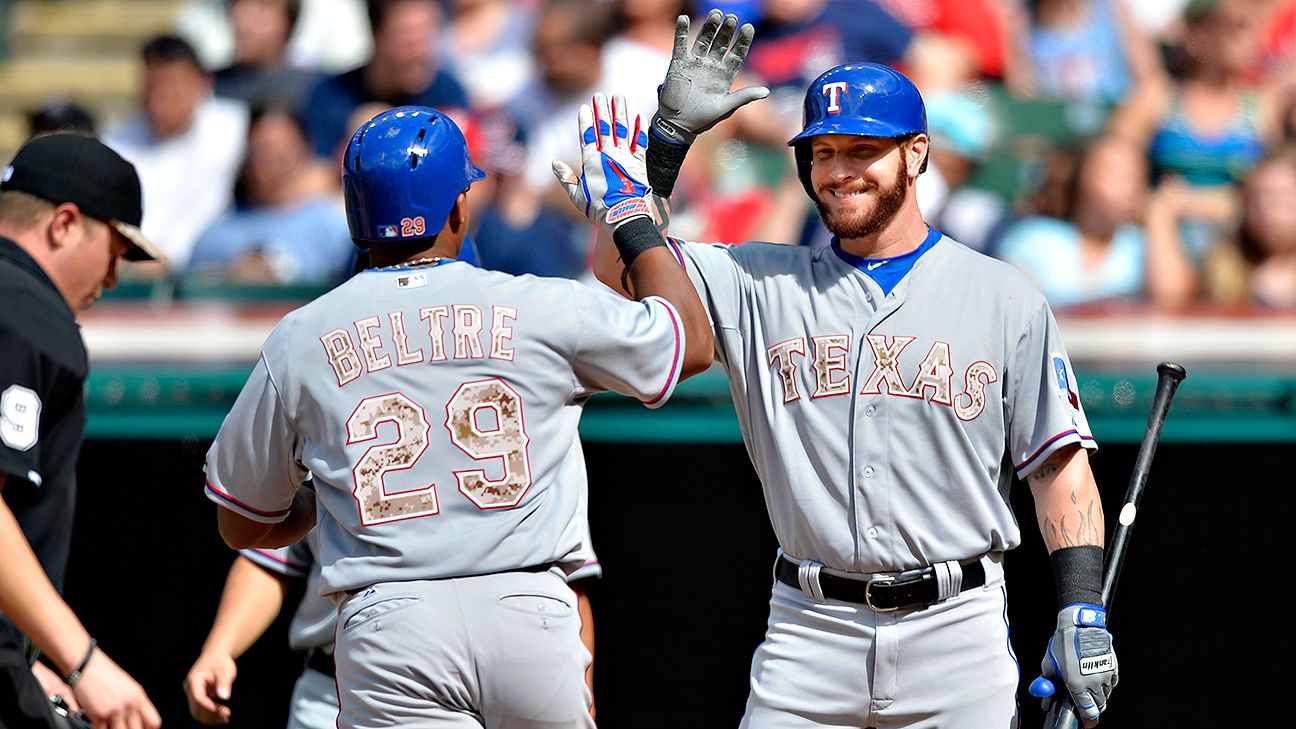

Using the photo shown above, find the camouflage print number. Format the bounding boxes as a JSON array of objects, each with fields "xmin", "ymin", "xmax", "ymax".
[
  {"xmin": 345, "ymin": 380, "xmax": 533, "ymax": 524},
  {"xmin": 446, "ymin": 379, "xmax": 533, "ymax": 509},
  {"xmin": 346, "ymin": 392, "xmax": 439, "ymax": 525}
]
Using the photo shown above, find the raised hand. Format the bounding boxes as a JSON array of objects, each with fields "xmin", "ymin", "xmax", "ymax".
[
  {"xmin": 651, "ymin": 8, "xmax": 770, "ymax": 147},
  {"xmin": 553, "ymin": 93, "xmax": 654, "ymax": 232}
]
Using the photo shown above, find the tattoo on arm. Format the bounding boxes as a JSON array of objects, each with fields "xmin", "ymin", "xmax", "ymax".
[
  {"xmin": 1030, "ymin": 457, "xmax": 1063, "ymax": 482},
  {"xmin": 1041, "ymin": 495, "xmax": 1101, "ymax": 549},
  {"xmin": 652, "ymin": 194, "xmax": 672, "ymax": 237},
  {"xmin": 1030, "ymin": 449, "xmax": 1103, "ymax": 551},
  {"xmin": 619, "ymin": 257, "xmax": 635, "ymax": 298}
]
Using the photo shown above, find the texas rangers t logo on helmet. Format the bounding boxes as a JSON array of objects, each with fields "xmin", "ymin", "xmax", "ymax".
[{"xmin": 822, "ymin": 82, "xmax": 848, "ymax": 114}]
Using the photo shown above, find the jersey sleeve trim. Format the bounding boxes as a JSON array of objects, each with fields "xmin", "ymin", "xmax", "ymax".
[
  {"xmin": 666, "ymin": 237, "xmax": 687, "ymax": 269},
  {"xmin": 241, "ymin": 548, "xmax": 309, "ymax": 577},
  {"xmin": 565, "ymin": 559, "xmax": 603, "ymax": 583},
  {"xmin": 641, "ymin": 296, "xmax": 684, "ymax": 409},
  {"xmin": 1015, "ymin": 429, "xmax": 1098, "ymax": 477},
  {"xmin": 205, "ymin": 479, "xmax": 292, "ymax": 523}
]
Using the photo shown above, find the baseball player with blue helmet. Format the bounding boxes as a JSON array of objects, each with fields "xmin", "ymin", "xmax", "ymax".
[
  {"xmin": 587, "ymin": 10, "xmax": 1119, "ymax": 728},
  {"xmin": 203, "ymin": 104, "xmax": 712, "ymax": 727}
]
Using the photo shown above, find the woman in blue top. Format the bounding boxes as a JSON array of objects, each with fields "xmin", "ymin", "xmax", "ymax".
[
  {"xmin": 1110, "ymin": 0, "xmax": 1284, "ymax": 259},
  {"xmin": 997, "ymin": 136, "xmax": 1196, "ymax": 308}
]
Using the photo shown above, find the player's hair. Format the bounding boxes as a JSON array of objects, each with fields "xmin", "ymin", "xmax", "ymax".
[
  {"xmin": 541, "ymin": 0, "xmax": 615, "ymax": 47},
  {"xmin": 0, "ymin": 190, "xmax": 56, "ymax": 230},
  {"xmin": 141, "ymin": 34, "xmax": 204, "ymax": 71},
  {"xmin": 367, "ymin": 0, "xmax": 436, "ymax": 34}
]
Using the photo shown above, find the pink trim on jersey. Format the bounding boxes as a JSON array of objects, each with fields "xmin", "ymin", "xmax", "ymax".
[
  {"xmin": 1015, "ymin": 430, "xmax": 1097, "ymax": 473},
  {"xmin": 666, "ymin": 238, "xmax": 687, "ymax": 268},
  {"xmin": 249, "ymin": 549, "xmax": 309, "ymax": 573},
  {"xmin": 645, "ymin": 299, "xmax": 683, "ymax": 406},
  {"xmin": 205, "ymin": 480, "xmax": 291, "ymax": 519}
]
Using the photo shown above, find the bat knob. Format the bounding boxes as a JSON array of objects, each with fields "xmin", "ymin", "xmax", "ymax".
[
  {"xmin": 1157, "ymin": 362, "xmax": 1187, "ymax": 383},
  {"xmin": 1029, "ymin": 676, "xmax": 1056, "ymax": 698}
]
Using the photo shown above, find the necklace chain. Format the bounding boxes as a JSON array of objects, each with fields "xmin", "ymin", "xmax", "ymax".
[{"xmin": 376, "ymin": 256, "xmax": 448, "ymax": 271}]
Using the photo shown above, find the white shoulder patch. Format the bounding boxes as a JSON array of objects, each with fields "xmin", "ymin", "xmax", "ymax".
[{"xmin": 1, "ymin": 384, "xmax": 42, "ymax": 451}]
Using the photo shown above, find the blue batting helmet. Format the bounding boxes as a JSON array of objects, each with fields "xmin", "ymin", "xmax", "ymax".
[
  {"xmin": 788, "ymin": 63, "xmax": 927, "ymax": 200},
  {"xmin": 343, "ymin": 106, "xmax": 486, "ymax": 244}
]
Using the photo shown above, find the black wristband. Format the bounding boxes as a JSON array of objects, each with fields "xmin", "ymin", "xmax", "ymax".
[
  {"xmin": 647, "ymin": 126, "xmax": 691, "ymax": 199},
  {"xmin": 1050, "ymin": 545, "xmax": 1104, "ymax": 608},
  {"xmin": 64, "ymin": 638, "xmax": 96, "ymax": 686},
  {"xmin": 612, "ymin": 217, "xmax": 667, "ymax": 268}
]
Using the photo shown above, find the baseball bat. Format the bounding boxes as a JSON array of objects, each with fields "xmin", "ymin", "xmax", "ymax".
[{"xmin": 1037, "ymin": 362, "xmax": 1187, "ymax": 729}]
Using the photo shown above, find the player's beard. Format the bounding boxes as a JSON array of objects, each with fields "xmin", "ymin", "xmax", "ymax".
[{"xmin": 815, "ymin": 163, "xmax": 909, "ymax": 240}]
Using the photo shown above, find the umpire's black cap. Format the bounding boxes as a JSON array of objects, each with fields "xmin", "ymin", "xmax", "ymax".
[{"xmin": 1, "ymin": 133, "xmax": 163, "ymax": 261}]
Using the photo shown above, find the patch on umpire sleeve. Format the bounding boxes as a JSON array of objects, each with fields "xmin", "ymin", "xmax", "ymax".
[
  {"xmin": 1, "ymin": 384, "xmax": 41, "ymax": 451},
  {"xmin": 1051, "ymin": 353, "xmax": 1081, "ymax": 411}
]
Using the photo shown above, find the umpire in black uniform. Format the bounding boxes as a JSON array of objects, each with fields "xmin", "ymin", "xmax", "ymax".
[{"xmin": 0, "ymin": 134, "xmax": 163, "ymax": 729}]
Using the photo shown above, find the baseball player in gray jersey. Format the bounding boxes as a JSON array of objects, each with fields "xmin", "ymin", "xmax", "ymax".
[
  {"xmin": 203, "ymin": 102, "xmax": 710, "ymax": 729},
  {"xmin": 583, "ymin": 11, "xmax": 1120, "ymax": 729},
  {"xmin": 183, "ymin": 511, "xmax": 604, "ymax": 727}
]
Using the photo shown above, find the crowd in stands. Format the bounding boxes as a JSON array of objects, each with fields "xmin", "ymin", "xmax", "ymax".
[{"xmin": 16, "ymin": 0, "xmax": 1296, "ymax": 309}]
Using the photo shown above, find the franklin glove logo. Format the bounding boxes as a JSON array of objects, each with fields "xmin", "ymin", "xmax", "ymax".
[{"xmin": 1080, "ymin": 653, "xmax": 1115, "ymax": 675}]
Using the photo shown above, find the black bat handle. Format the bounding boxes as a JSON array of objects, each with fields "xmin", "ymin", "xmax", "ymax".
[
  {"xmin": 1044, "ymin": 362, "xmax": 1187, "ymax": 729},
  {"xmin": 1101, "ymin": 362, "xmax": 1186, "ymax": 609}
]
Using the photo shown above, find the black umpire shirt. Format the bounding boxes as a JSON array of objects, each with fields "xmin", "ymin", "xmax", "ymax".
[
  {"xmin": 0, "ymin": 236, "xmax": 86, "ymax": 594},
  {"xmin": 0, "ymin": 236, "xmax": 87, "ymax": 729}
]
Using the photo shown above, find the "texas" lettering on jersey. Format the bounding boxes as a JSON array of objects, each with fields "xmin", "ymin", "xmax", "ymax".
[{"xmin": 766, "ymin": 333, "xmax": 1000, "ymax": 421}]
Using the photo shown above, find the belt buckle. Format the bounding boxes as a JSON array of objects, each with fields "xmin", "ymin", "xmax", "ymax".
[{"xmin": 864, "ymin": 575, "xmax": 897, "ymax": 612}]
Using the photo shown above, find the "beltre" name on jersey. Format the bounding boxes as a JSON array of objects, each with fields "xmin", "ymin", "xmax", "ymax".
[
  {"xmin": 766, "ymin": 333, "xmax": 999, "ymax": 421},
  {"xmin": 320, "ymin": 305, "xmax": 518, "ymax": 387}
]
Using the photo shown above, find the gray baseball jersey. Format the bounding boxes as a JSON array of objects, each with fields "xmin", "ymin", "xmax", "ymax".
[
  {"xmin": 666, "ymin": 231, "xmax": 1095, "ymax": 573},
  {"xmin": 205, "ymin": 261, "xmax": 681, "ymax": 595}
]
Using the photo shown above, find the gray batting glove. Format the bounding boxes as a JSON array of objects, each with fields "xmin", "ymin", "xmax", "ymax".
[
  {"xmin": 650, "ymin": 9, "xmax": 770, "ymax": 147},
  {"xmin": 1040, "ymin": 604, "xmax": 1118, "ymax": 727}
]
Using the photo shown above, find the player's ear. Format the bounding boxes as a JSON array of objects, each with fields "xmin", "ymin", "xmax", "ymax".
[
  {"xmin": 905, "ymin": 134, "xmax": 929, "ymax": 179},
  {"xmin": 445, "ymin": 192, "xmax": 470, "ymax": 235}
]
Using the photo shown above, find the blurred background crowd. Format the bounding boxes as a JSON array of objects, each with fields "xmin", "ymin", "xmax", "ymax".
[{"xmin": 3, "ymin": 0, "xmax": 1295, "ymax": 311}]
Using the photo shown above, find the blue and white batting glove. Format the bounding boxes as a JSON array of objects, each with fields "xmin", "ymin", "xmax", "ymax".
[
  {"xmin": 552, "ymin": 93, "xmax": 653, "ymax": 233},
  {"xmin": 1037, "ymin": 603, "xmax": 1119, "ymax": 727}
]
